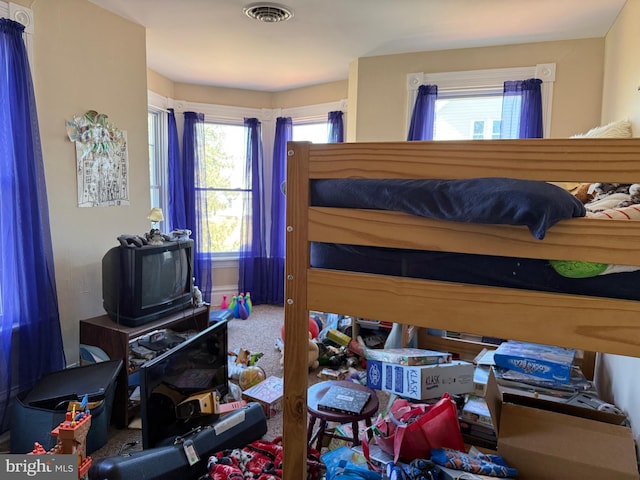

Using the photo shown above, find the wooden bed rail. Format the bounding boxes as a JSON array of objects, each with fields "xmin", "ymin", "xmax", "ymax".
[{"xmin": 283, "ymin": 138, "xmax": 640, "ymax": 479}]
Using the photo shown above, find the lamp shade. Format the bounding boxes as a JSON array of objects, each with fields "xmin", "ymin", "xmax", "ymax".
[{"xmin": 147, "ymin": 207, "xmax": 164, "ymax": 222}]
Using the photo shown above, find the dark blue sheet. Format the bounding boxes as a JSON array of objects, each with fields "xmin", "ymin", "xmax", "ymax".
[
  {"xmin": 310, "ymin": 243, "xmax": 640, "ymax": 302},
  {"xmin": 310, "ymin": 178, "xmax": 585, "ymax": 240}
]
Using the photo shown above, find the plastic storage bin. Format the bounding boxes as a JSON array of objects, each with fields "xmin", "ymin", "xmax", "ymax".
[{"xmin": 10, "ymin": 359, "xmax": 122, "ymax": 454}]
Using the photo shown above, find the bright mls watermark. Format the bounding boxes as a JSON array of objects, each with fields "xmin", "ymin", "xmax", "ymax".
[{"xmin": 1, "ymin": 455, "xmax": 76, "ymax": 479}]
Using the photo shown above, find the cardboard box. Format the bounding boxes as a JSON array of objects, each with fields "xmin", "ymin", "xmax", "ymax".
[
  {"xmin": 364, "ymin": 347, "xmax": 452, "ymax": 366},
  {"xmin": 485, "ymin": 369, "xmax": 637, "ymax": 479},
  {"xmin": 493, "ymin": 341, "xmax": 575, "ymax": 383},
  {"xmin": 367, "ymin": 360, "xmax": 474, "ymax": 399},
  {"xmin": 241, "ymin": 376, "xmax": 283, "ymax": 419}
]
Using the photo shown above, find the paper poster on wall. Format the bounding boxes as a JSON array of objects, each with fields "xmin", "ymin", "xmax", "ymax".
[{"xmin": 66, "ymin": 110, "xmax": 130, "ymax": 207}]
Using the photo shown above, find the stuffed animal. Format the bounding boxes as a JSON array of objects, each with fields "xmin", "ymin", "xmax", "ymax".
[
  {"xmin": 278, "ymin": 332, "xmax": 319, "ymax": 370},
  {"xmin": 308, "ymin": 334, "xmax": 320, "ymax": 370},
  {"xmin": 573, "ymin": 183, "xmax": 595, "ymax": 204}
]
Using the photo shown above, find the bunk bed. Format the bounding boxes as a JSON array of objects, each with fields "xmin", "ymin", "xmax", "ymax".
[{"xmin": 281, "ymin": 138, "xmax": 640, "ymax": 479}]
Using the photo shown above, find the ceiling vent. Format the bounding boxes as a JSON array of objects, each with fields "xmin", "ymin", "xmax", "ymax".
[{"xmin": 243, "ymin": 3, "xmax": 293, "ymax": 23}]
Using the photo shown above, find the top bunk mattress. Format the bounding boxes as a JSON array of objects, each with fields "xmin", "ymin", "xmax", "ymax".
[{"xmin": 309, "ymin": 178, "xmax": 640, "ymax": 302}]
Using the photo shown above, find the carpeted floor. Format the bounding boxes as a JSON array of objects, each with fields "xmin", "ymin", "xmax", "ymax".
[{"xmin": 91, "ymin": 304, "xmax": 298, "ymax": 460}]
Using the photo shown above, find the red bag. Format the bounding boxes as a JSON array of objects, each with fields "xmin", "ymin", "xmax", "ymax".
[{"xmin": 371, "ymin": 393, "xmax": 464, "ymax": 463}]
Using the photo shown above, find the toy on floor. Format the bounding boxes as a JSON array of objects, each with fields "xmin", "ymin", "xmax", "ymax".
[
  {"xmin": 228, "ymin": 292, "xmax": 252, "ymax": 319},
  {"xmin": 277, "ymin": 332, "xmax": 319, "ymax": 370},
  {"xmin": 29, "ymin": 395, "xmax": 93, "ymax": 479},
  {"xmin": 280, "ymin": 316, "xmax": 320, "ymax": 341},
  {"xmin": 238, "ymin": 365, "xmax": 267, "ymax": 390},
  {"xmin": 228, "ymin": 348, "xmax": 264, "ymax": 381},
  {"xmin": 220, "ymin": 294, "xmax": 229, "ymax": 309}
]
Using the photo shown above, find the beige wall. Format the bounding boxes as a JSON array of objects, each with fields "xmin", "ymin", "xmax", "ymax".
[
  {"xmin": 12, "ymin": 0, "xmax": 150, "ymax": 363},
  {"xmin": 350, "ymin": 38, "xmax": 605, "ymax": 142},
  {"xmin": 149, "ymin": 70, "xmax": 348, "ymax": 111},
  {"xmin": 597, "ymin": 0, "xmax": 640, "ymax": 452},
  {"xmin": 601, "ymin": 0, "xmax": 640, "ymax": 132}
]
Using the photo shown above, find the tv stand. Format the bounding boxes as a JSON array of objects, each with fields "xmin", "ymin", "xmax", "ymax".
[{"xmin": 79, "ymin": 304, "xmax": 211, "ymax": 428}]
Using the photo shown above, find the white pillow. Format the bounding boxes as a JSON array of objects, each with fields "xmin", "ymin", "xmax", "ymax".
[{"xmin": 571, "ymin": 119, "xmax": 632, "ymax": 138}]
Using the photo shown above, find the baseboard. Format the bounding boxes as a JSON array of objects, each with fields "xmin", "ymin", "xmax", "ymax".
[{"xmin": 209, "ymin": 284, "xmax": 238, "ymax": 310}]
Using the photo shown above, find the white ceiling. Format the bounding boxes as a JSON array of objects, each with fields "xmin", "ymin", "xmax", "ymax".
[{"xmin": 89, "ymin": 0, "xmax": 626, "ymax": 92}]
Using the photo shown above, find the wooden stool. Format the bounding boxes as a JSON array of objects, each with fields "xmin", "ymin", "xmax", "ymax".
[{"xmin": 307, "ymin": 380, "xmax": 379, "ymax": 451}]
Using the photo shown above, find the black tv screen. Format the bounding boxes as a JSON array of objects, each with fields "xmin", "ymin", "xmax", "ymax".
[
  {"xmin": 102, "ymin": 240, "xmax": 194, "ymax": 327},
  {"xmin": 139, "ymin": 320, "xmax": 229, "ymax": 449}
]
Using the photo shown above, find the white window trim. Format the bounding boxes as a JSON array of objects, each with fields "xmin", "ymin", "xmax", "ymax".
[
  {"xmin": 407, "ymin": 63, "xmax": 556, "ymax": 138},
  {"xmin": 1, "ymin": 3, "xmax": 34, "ymax": 72},
  {"xmin": 147, "ymin": 109, "xmax": 168, "ymax": 216}
]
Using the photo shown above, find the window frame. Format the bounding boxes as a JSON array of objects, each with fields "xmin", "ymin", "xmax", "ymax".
[
  {"xmin": 199, "ymin": 119, "xmax": 248, "ymax": 258},
  {"xmin": 148, "ymin": 106, "xmax": 168, "ymax": 230},
  {"xmin": 407, "ymin": 63, "xmax": 556, "ymax": 139}
]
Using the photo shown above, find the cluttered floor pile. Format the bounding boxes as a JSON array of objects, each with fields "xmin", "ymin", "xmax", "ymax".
[{"xmin": 205, "ymin": 309, "xmax": 634, "ymax": 479}]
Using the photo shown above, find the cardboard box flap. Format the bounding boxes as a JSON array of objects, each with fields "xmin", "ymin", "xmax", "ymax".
[
  {"xmin": 484, "ymin": 368, "xmax": 503, "ymax": 432},
  {"xmin": 501, "ymin": 389, "xmax": 627, "ymax": 425},
  {"xmin": 484, "ymin": 368, "xmax": 626, "ymax": 428}
]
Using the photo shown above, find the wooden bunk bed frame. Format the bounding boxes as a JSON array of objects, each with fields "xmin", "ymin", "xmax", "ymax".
[{"xmin": 282, "ymin": 138, "xmax": 640, "ymax": 478}]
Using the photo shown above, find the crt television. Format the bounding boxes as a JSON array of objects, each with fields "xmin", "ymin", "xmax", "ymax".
[
  {"xmin": 102, "ymin": 240, "xmax": 194, "ymax": 327},
  {"xmin": 139, "ymin": 320, "xmax": 229, "ymax": 449}
]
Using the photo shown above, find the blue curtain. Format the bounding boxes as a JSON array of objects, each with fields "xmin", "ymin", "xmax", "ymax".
[
  {"xmin": 239, "ymin": 118, "xmax": 269, "ymax": 304},
  {"xmin": 167, "ymin": 108, "xmax": 186, "ymax": 232},
  {"xmin": 266, "ymin": 117, "xmax": 292, "ymax": 305},
  {"xmin": 328, "ymin": 111, "xmax": 344, "ymax": 143},
  {"xmin": 407, "ymin": 84, "xmax": 438, "ymax": 140},
  {"xmin": 182, "ymin": 111, "xmax": 212, "ymax": 303},
  {"xmin": 501, "ymin": 78, "xmax": 543, "ymax": 139},
  {"xmin": 0, "ymin": 19, "xmax": 66, "ymax": 433}
]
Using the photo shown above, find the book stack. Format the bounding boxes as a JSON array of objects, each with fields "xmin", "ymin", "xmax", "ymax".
[
  {"xmin": 489, "ymin": 340, "xmax": 602, "ymax": 406},
  {"xmin": 459, "ymin": 395, "xmax": 497, "ymax": 450}
]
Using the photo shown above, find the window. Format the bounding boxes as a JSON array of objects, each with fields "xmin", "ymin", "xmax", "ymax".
[
  {"xmin": 200, "ymin": 122, "xmax": 247, "ymax": 254},
  {"xmin": 148, "ymin": 109, "xmax": 167, "ymax": 222},
  {"xmin": 434, "ymin": 94, "xmax": 503, "ymax": 140},
  {"xmin": 293, "ymin": 122, "xmax": 328, "ymax": 143},
  {"xmin": 408, "ymin": 63, "xmax": 555, "ymax": 139},
  {"xmin": 146, "ymin": 99, "xmax": 345, "ymax": 259}
]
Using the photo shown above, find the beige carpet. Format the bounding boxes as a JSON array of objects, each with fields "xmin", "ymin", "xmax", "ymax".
[{"xmin": 91, "ymin": 305, "xmax": 295, "ymax": 460}]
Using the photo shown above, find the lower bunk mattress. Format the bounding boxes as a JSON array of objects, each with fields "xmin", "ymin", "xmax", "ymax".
[{"xmin": 310, "ymin": 242, "xmax": 640, "ymax": 302}]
